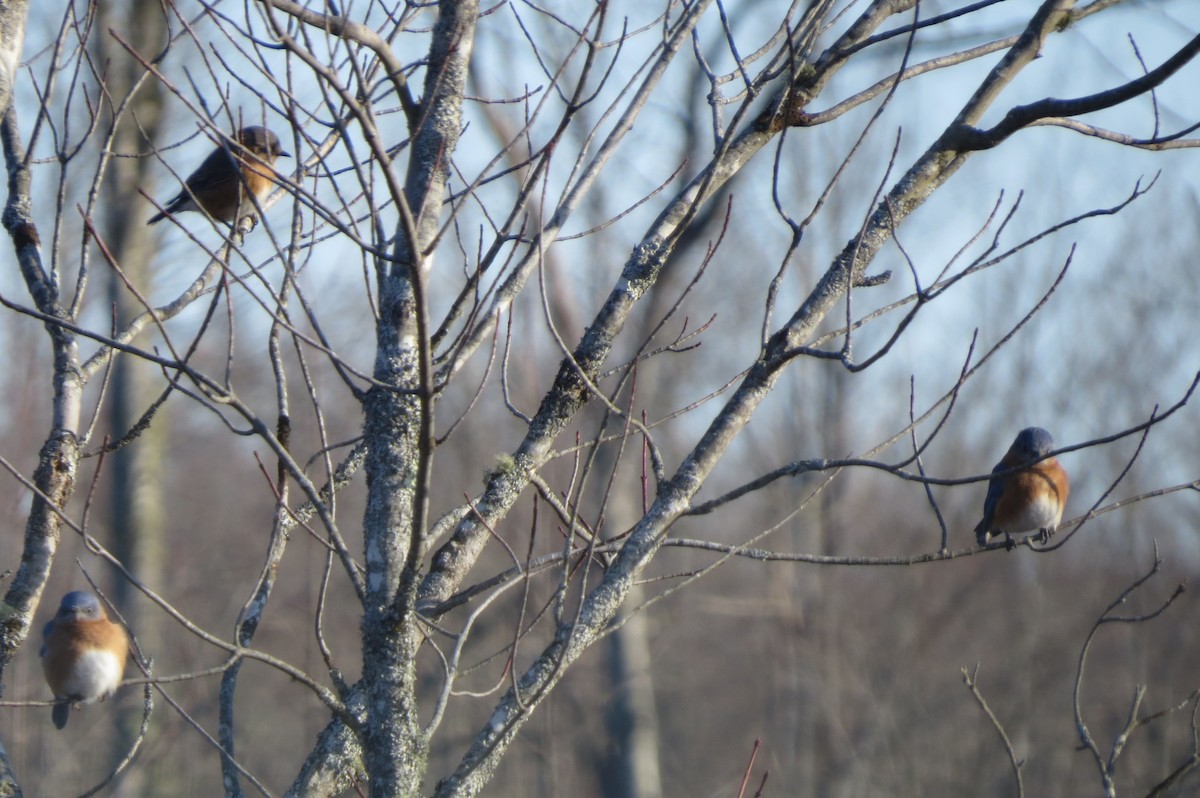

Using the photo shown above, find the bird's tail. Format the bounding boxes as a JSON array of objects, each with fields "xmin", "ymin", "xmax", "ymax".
[{"xmin": 52, "ymin": 701, "xmax": 69, "ymax": 729}]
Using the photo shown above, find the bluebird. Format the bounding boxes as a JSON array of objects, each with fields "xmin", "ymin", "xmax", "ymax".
[
  {"xmin": 974, "ymin": 427, "xmax": 1069, "ymax": 549},
  {"xmin": 40, "ymin": 591, "xmax": 129, "ymax": 729},
  {"xmin": 147, "ymin": 125, "xmax": 290, "ymax": 225}
]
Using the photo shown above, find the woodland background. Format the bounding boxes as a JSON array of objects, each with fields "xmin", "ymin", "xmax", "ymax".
[{"xmin": 0, "ymin": 0, "xmax": 1195, "ymax": 796}]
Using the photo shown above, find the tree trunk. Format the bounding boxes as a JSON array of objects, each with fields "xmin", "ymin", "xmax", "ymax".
[{"xmin": 603, "ymin": 584, "xmax": 663, "ymax": 798}]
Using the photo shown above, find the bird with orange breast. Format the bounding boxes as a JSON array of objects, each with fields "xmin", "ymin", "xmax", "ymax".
[
  {"xmin": 40, "ymin": 591, "xmax": 130, "ymax": 729},
  {"xmin": 147, "ymin": 125, "xmax": 290, "ymax": 225},
  {"xmin": 974, "ymin": 426, "xmax": 1069, "ymax": 549}
]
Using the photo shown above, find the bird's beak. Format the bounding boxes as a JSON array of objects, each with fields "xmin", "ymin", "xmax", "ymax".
[{"xmin": 278, "ymin": 150, "xmax": 292, "ymax": 158}]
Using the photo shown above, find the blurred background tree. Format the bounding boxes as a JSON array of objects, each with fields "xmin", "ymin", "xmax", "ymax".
[{"xmin": 0, "ymin": 1, "xmax": 1196, "ymax": 796}]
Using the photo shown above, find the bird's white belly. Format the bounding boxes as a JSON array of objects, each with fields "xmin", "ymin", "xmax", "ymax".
[
  {"xmin": 1005, "ymin": 493, "xmax": 1062, "ymax": 533},
  {"xmin": 60, "ymin": 650, "xmax": 124, "ymax": 702}
]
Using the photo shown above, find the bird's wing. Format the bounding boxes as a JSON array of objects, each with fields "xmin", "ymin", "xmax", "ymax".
[
  {"xmin": 159, "ymin": 147, "xmax": 239, "ymax": 215},
  {"xmin": 974, "ymin": 461, "xmax": 1006, "ymax": 533},
  {"xmin": 40, "ymin": 620, "xmax": 54, "ymax": 658},
  {"xmin": 185, "ymin": 146, "xmax": 239, "ymax": 194}
]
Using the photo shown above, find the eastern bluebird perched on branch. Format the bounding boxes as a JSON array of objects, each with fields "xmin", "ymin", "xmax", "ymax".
[
  {"xmin": 147, "ymin": 126, "xmax": 290, "ymax": 225},
  {"xmin": 40, "ymin": 591, "xmax": 129, "ymax": 729},
  {"xmin": 974, "ymin": 426, "xmax": 1069, "ymax": 549}
]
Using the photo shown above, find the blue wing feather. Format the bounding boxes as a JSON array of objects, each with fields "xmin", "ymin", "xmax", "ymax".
[
  {"xmin": 975, "ymin": 461, "xmax": 1006, "ymax": 542},
  {"xmin": 40, "ymin": 619, "xmax": 54, "ymax": 658}
]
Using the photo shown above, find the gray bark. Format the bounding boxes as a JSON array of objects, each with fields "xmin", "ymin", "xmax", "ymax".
[
  {"xmin": 0, "ymin": 9, "xmax": 67, "ymax": 798},
  {"xmin": 359, "ymin": 1, "xmax": 477, "ymax": 795}
]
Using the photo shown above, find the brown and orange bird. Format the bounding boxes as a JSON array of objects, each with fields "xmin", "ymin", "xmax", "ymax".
[
  {"xmin": 974, "ymin": 426, "xmax": 1069, "ymax": 549},
  {"xmin": 40, "ymin": 591, "xmax": 130, "ymax": 729},
  {"xmin": 147, "ymin": 126, "xmax": 290, "ymax": 225}
]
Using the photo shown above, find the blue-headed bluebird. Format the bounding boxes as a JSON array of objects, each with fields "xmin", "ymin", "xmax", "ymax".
[
  {"xmin": 40, "ymin": 591, "xmax": 129, "ymax": 729},
  {"xmin": 147, "ymin": 126, "xmax": 290, "ymax": 225},
  {"xmin": 974, "ymin": 426, "xmax": 1069, "ymax": 549}
]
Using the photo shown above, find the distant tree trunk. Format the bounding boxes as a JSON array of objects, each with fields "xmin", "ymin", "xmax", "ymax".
[
  {"xmin": 812, "ymin": 369, "xmax": 850, "ymax": 798},
  {"xmin": 594, "ymin": 273, "xmax": 675, "ymax": 798},
  {"xmin": 603, "ymin": 583, "xmax": 664, "ymax": 798},
  {"xmin": 93, "ymin": 0, "xmax": 167, "ymax": 794}
]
